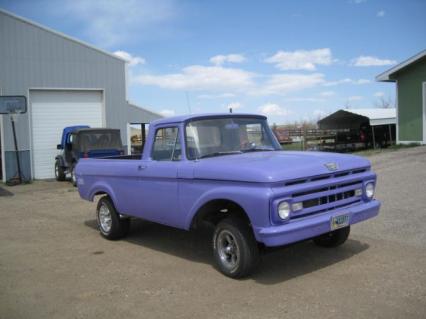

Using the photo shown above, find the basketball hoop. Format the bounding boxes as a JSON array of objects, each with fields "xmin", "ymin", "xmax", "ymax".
[{"xmin": 0, "ymin": 96, "xmax": 27, "ymax": 114}]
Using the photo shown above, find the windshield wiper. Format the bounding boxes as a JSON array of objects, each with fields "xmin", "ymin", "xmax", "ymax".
[
  {"xmin": 241, "ymin": 148, "xmax": 275, "ymax": 153},
  {"xmin": 199, "ymin": 151, "xmax": 242, "ymax": 159}
]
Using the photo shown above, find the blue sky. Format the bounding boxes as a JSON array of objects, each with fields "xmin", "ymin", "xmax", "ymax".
[{"xmin": 1, "ymin": 0, "xmax": 425, "ymax": 124}]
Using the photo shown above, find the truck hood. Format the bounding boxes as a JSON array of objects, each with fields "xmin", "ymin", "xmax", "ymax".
[{"xmin": 193, "ymin": 151, "xmax": 370, "ymax": 183}]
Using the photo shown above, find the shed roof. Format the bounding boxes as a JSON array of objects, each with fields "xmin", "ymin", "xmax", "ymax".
[
  {"xmin": 318, "ymin": 108, "xmax": 396, "ymax": 129},
  {"xmin": 127, "ymin": 103, "xmax": 163, "ymax": 123},
  {"xmin": 376, "ymin": 49, "xmax": 426, "ymax": 82},
  {"xmin": 345, "ymin": 108, "xmax": 396, "ymax": 126}
]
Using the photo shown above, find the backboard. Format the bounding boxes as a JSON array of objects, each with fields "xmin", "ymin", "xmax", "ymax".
[{"xmin": 0, "ymin": 96, "xmax": 27, "ymax": 114}]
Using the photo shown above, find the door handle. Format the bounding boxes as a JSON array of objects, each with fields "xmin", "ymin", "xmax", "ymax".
[{"xmin": 138, "ymin": 165, "xmax": 147, "ymax": 171}]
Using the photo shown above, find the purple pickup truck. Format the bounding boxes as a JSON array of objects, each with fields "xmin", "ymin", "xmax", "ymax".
[{"xmin": 76, "ymin": 114, "xmax": 380, "ymax": 278}]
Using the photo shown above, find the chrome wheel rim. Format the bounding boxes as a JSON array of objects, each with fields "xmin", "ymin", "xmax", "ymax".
[
  {"xmin": 99, "ymin": 204, "xmax": 112, "ymax": 233},
  {"xmin": 217, "ymin": 230, "xmax": 240, "ymax": 270},
  {"xmin": 71, "ymin": 169, "xmax": 76, "ymax": 183},
  {"xmin": 55, "ymin": 163, "xmax": 59, "ymax": 177}
]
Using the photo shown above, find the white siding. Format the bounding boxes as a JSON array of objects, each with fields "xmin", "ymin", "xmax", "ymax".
[{"xmin": 31, "ymin": 90, "xmax": 103, "ymax": 179}]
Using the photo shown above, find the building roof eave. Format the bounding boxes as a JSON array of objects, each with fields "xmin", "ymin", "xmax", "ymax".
[{"xmin": 376, "ymin": 49, "xmax": 426, "ymax": 82}]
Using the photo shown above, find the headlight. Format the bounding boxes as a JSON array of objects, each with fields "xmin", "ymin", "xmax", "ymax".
[
  {"xmin": 365, "ymin": 182, "xmax": 375, "ymax": 199},
  {"xmin": 278, "ymin": 201, "xmax": 291, "ymax": 220}
]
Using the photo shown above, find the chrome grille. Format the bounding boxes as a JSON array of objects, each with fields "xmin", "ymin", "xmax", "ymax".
[{"xmin": 288, "ymin": 175, "xmax": 366, "ymax": 219}]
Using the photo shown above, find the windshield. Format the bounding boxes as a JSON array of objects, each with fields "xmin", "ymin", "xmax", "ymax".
[
  {"xmin": 185, "ymin": 117, "xmax": 280, "ymax": 160},
  {"xmin": 77, "ymin": 130, "xmax": 123, "ymax": 152}
]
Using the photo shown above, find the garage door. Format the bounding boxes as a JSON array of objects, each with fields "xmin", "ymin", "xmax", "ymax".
[{"xmin": 31, "ymin": 90, "xmax": 103, "ymax": 179}]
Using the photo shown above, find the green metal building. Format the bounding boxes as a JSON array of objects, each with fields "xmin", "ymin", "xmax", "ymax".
[{"xmin": 376, "ymin": 50, "xmax": 426, "ymax": 144}]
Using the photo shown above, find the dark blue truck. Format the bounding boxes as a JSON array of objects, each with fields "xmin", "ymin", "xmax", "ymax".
[{"xmin": 55, "ymin": 126, "xmax": 124, "ymax": 185}]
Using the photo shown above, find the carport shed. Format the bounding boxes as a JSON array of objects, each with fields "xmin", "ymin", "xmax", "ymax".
[{"xmin": 318, "ymin": 108, "xmax": 396, "ymax": 148}]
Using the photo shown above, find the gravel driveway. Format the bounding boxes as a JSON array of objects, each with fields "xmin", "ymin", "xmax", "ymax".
[{"xmin": 1, "ymin": 147, "xmax": 426, "ymax": 319}]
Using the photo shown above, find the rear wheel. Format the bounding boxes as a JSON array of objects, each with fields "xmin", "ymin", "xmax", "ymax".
[
  {"xmin": 96, "ymin": 196, "xmax": 130, "ymax": 240},
  {"xmin": 313, "ymin": 226, "xmax": 350, "ymax": 247},
  {"xmin": 55, "ymin": 159, "xmax": 65, "ymax": 181},
  {"xmin": 213, "ymin": 218, "xmax": 260, "ymax": 278}
]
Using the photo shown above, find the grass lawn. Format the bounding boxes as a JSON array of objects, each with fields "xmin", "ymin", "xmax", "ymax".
[
  {"xmin": 282, "ymin": 142, "xmax": 303, "ymax": 151},
  {"xmin": 281, "ymin": 141, "xmax": 421, "ymax": 157}
]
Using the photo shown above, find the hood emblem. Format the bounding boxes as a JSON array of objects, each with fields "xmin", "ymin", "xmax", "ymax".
[{"xmin": 325, "ymin": 162, "xmax": 338, "ymax": 171}]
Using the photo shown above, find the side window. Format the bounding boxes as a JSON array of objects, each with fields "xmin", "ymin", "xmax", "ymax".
[
  {"xmin": 68, "ymin": 134, "xmax": 76, "ymax": 150},
  {"xmin": 152, "ymin": 127, "xmax": 181, "ymax": 161}
]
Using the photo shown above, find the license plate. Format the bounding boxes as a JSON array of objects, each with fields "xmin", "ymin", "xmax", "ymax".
[{"xmin": 330, "ymin": 214, "xmax": 349, "ymax": 230}]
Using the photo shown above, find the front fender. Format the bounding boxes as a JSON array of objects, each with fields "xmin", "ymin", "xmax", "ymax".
[{"xmin": 184, "ymin": 184, "xmax": 272, "ymax": 233}]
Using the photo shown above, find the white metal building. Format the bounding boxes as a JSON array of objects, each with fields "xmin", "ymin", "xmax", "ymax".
[{"xmin": 0, "ymin": 9, "xmax": 161, "ymax": 182}]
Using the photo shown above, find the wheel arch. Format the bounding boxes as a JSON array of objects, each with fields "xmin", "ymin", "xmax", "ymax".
[
  {"xmin": 88, "ymin": 183, "xmax": 119, "ymax": 209},
  {"xmin": 189, "ymin": 198, "xmax": 252, "ymax": 230}
]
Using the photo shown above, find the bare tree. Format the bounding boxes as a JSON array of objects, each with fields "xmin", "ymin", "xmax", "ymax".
[
  {"xmin": 344, "ymin": 100, "xmax": 352, "ymax": 109},
  {"xmin": 375, "ymin": 95, "xmax": 394, "ymax": 108}
]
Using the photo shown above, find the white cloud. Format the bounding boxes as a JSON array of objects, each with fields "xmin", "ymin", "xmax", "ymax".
[
  {"xmin": 159, "ymin": 109, "xmax": 175, "ymax": 117},
  {"xmin": 114, "ymin": 50, "xmax": 146, "ymax": 66},
  {"xmin": 256, "ymin": 73, "xmax": 326, "ymax": 95},
  {"xmin": 134, "ymin": 65, "xmax": 256, "ymax": 91},
  {"xmin": 258, "ymin": 103, "xmax": 290, "ymax": 116},
  {"xmin": 210, "ymin": 54, "xmax": 246, "ymax": 66},
  {"xmin": 226, "ymin": 102, "xmax": 243, "ymax": 111},
  {"xmin": 320, "ymin": 91, "xmax": 335, "ymax": 97},
  {"xmin": 134, "ymin": 64, "xmax": 326, "ymax": 96},
  {"xmin": 348, "ymin": 96, "xmax": 363, "ymax": 101},
  {"xmin": 356, "ymin": 79, "xmax": 371, "ymax": 84},
  {"xmin": 352, "ymin": 56, "xmax": 396, "ymax": 67},
  {"xmin": 324, "ymin": 78, "xmax": 370, "ymax": 86},
  {"xmin": 374, "ymin": 91, "xmax": 385, "ymax": 97},
  {"xmin": 61, "ymin": 0, "xmax": 177, "ymax": 47},
  {"xmin": 265, "ymin": 48, "xmax": 333, "ymax": 71},
  {"xmin": 377, "ymin": 10, "xmax": 385, "ymax": 17}
]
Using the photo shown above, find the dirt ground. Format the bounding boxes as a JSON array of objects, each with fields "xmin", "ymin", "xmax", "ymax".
[{"xmin": 1, "ymin": 147, "xmax": 426, "ymax": 319}]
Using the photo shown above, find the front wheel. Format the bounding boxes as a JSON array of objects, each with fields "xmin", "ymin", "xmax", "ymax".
[
  {"xmin": 313, "ymin": 226, "xmax": 350, "ymax": 247},
  {"xmin": 96, "ymin": 196, "xmax": 130, "ymax": 240},
  {"xmin": 213, "ymin": 218, "xmax": 260, "ymax": 278}
]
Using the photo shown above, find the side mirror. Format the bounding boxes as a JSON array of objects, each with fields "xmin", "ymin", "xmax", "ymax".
[{"xmin": 57, "ymin": 144, "xmax": 62, "ymax": 150}]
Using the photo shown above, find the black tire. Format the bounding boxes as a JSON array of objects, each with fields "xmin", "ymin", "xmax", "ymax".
[
  {"xmin": 96, "ymin": 196, "xmax": 130, "ymax": 240},
  {"xmin": 213, "ymin": 218, "xmax": 260, "ymax": 278},
  {"xmin": 70, "ymin": 163, "xmax": 77, "ymax": 187},
  {"xmin": 55, "ymin": 159, "xmax": 66, "ymax": 181},
  {"xmin": 313, "ymin": 226, "xmax": 350, "ymax": 248}
]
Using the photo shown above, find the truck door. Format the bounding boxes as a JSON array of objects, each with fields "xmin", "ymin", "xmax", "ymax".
[{"xmin": 134, "ymin": 126, "xmax": 181, "ymax": 225}]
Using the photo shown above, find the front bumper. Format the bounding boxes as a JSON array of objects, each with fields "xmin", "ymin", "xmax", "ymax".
[{"xmin": 255, "ymin": 200, "xmax": 380, "ymax": 247}]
